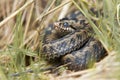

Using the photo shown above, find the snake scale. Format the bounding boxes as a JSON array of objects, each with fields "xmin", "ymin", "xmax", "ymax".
[{"xmin": 42, "ymin": 10, "xmax": 107, "ymax": 71}]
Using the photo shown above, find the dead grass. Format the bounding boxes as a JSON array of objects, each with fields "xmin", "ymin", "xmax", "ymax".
[{"xmin": 0, "ymin": 0, "xmax": 120, "ymax": 80}]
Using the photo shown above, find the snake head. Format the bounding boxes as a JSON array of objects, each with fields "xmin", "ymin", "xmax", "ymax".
[
  {"xmin": 54, "ymin": 17, "xmax": 88, "ymax": 32},
  {"xmin": 54, "ymin": 18, "xmax": 79, "ymax": 32}
]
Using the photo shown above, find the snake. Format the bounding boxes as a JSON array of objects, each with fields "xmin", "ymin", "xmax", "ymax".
[{"xmin": 41, "ymin": 10, "xmax": 107, "ymax": 71}]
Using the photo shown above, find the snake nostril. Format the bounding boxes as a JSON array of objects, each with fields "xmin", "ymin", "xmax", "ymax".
[{"xmin": 54, "ymin": 22, "xmax": 60, "ymax": 27}]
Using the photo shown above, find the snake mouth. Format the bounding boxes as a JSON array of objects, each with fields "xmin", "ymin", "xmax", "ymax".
[{"xmin": 54, "ymin": 22, "xmax": 75, "ymax": 32}]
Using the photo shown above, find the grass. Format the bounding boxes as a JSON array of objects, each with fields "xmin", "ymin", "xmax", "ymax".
[{"xmin": 0, "ymin": 0, "xmax": 120, "ymax": 80}]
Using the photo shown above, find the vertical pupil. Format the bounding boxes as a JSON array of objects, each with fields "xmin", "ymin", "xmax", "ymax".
[{"xmin": 63, "ymin": 22, "xmax": 69, "ymax": 27}]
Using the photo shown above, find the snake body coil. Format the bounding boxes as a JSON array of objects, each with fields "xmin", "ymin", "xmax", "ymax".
[{"xmin": 42, "ymin": 10, "xmax": 107, "ymax": 71}]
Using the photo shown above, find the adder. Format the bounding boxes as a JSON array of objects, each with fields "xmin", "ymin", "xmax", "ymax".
[{"xmin": 42, "ymin": 10, "xmax": 107, "ymax": 71}]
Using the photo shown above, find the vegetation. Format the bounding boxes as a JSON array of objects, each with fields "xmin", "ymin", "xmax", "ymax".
[{"xmin": 0, "ymin": 0, "xmax": 120, "ymax": 80}]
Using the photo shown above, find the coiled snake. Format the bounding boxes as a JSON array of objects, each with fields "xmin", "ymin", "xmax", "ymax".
[{"xmin": 42, "ymin": 11, "xmax": 107, "ymax": 71}]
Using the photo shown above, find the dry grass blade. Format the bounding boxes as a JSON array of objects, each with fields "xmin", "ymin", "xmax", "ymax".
[
  {"xmin": 117, "ymin": 4, "xmax": 120, "ymax": 26},
  {"xmin": 23, "ymin": 3, "xmax": 34, "ymax": 41},
  {"xmin": 58, "ymin": 0, "xmax": 72, "ymax": 20}
]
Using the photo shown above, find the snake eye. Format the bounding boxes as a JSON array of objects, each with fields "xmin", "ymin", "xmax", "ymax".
[{"xmin": 63, "ymin": 22, "xmax": 69, "ymax": 27}]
